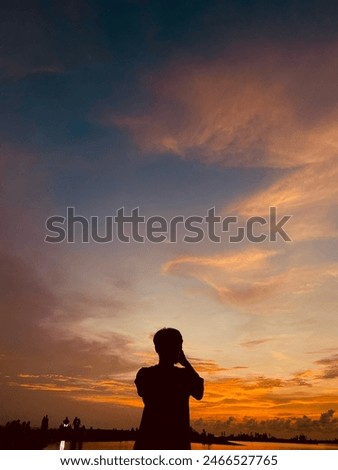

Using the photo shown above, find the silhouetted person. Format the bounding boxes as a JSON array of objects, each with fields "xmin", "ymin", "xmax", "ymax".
[
  {"xmin": 70, "ymin": 416, "xmax": 82, "ymax": 449},
  {"xmin": 134, "ymin": 328, "xmax": 204, "ymax": 450},
  {"xmin": 41, "ymin": 415, "xmax": 49, "ymax": 431},
  {"xmin": 73, "ymin": 417, "xmax": 81, "ymax": 429},
  {"xmin": 63, "ymin": 416, "xmax": 70, "ymax": 428},
  {"xmin": 61, "ymin": 416, "xmax": 71, "ymax": 442}
]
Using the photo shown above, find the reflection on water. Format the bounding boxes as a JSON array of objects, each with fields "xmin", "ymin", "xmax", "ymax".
[
  {"xmin": 193, "ymin": 441, "xmax": 338, "ymax": 450},
  {"xmin": 45, "ymin": 441, "xmax": 338, "ymax": 450}
]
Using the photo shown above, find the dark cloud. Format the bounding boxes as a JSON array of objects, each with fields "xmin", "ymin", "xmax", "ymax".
[
  {"xmin": 315, "ymin": 354, "xmax": 338, "ymax": 379},
  {"xmin": 242, "ymin": 377, "xmax": 284, "ymax": 390},
  {"xmin": 187, "ymin": 358, "xmax": 247, "ymax": 374},
  {"xmin": 0, "ymin": 252, "xmax": 136, "ymax": 378},
  {"xmin": 241, "ymin": 338, "xmax": 272, "ymax": 348},
  {"xmin": 316, "ymin": 354, "xmax": 338, "ymax": 365}
]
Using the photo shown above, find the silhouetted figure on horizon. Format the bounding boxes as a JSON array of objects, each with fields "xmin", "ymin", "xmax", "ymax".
[
  {"xmin": 73, "ymin": 416, "xmax": 81, "ymax": 429},
  {"xmin": 134, "ymin": 328, "xmax": 204, "ymax": 450},
  {"xmin": 41, "ymin": 415, "xmax": 49, "ymax": 431},
  {"xmin": 63, "ymin": 417, "xmax": 70, "ymax": 428},
  {"xmin": 70, "ymin": 416, "xmax": 83, "ymax": 450},
  {"xmin": 61, "ymin": 416, "xmax": 71, "ymax": 443}
]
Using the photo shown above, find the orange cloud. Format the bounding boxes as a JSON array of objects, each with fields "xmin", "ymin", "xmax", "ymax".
[
  {"xmin": 108, "ymin": 43, "xmax": 338, "ymax": 244},
  {"xmin": 194, "ymin": 380, "xmax": 320, "ymax": 420},
  {"xmin": 190, "ymin": 368, "xmax": 338, "ymax": 424},
  {"xmin": 110, "ymin": 43, "xmax": 338, "ymax": 170},
  {"xmin": 186, "ymin": 358, "xmax": 242, "ymax": 375},
  {"xmin": 162, "ymin": 248, "xmax": 338, "ymax": 308},
  {"xmin": 8, "ymin": 359, "xmax": 338, "ymax": 436},
  {"xmin": 9, "ymin": 373, "xmax": 141, "ymax": 408},
  {"xmin": 24, "ymin": 369, "xmax": 332, "ymax": 425},
  {"xmin": 226, "ymin": 158, "xmax": 338, "ymax": 241},
  {"xmin": 192, "ymin": 409, "xmax": 338, "ymax": 440},
  {"xmin": 162, "ymin": 250, "xmax": 276, "ymax": 274}
]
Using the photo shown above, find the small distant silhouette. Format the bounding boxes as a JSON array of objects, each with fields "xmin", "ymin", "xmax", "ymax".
[
  {"xmin": 70, "ymin": 416, "xmax": 83, "ymax": 449},
  {"xmin": 73, "ymin": 417, "xmax": 81, "ymax": 429},
  {"xmin": 41, "ymin": 415, "xmax": 49, "ymax": 432},
  {"xmin": 134, "ymin": 328, "xmax": 204, "ymax": 450},
  {"xmin": 63, "ymin": 416, "xmax": 70, "ymax": 428}
]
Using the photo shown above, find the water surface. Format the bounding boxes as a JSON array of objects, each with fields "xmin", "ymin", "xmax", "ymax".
[{"xmin": 46, "ymin": 441, "xmax": 338, "ymax": 450}]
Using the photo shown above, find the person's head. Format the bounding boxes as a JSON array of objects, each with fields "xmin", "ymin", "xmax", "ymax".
[{"xmin": 153, "ymin": 328, "xmax": 183, "ymax": 364}]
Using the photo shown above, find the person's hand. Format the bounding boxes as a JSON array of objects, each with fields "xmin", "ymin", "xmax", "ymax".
[{"xmin": 177, "ymin": 350, "xmax": 190, "ymax": 367}]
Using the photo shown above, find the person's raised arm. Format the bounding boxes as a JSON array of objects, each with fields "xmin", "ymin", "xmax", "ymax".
[{"xmin": 178, "ymin": 350, "xmax": 204, "ymax": 400}]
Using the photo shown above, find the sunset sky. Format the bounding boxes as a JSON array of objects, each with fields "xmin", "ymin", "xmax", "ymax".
[{"xmin": 1, "ymin": 0, "xmax": 338, "ymax": 440}]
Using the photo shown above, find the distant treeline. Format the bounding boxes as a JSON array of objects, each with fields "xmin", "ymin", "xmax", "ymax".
[
  {"xmin": 1, "ymin": 420, "xmax": 337, "ymax": 449},
  {"xmin": 0, "ymin": 421, "xmax": 139, "ymax": 450},
  {"xmin": 191, "ymin": 429, "xmax": 338, "ymax": 445}
]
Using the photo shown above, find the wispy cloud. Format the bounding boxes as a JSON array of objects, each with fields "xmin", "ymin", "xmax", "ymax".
[
  {"xmin": 108, "ymin": 43, "xmax": 338, "ymax": 246},
  {"xmin": 162, "ymin": 248, "xmax": 338, "ymax": 309},
  {"xmin": 240, "ymin": 338, "xmax": 272, "ymax": 348},
  {"xmin": 226, "ymin": 159, "xmax": 338, "ymax": 242},
  {"xmin": 187, "ymin": 358, "xmax": 247, "ymax": 375},
  {"xmin": 8, "ymin": 373, "xmax": 140, "ymax": 408},
  {"xmin": 110, "ymin": 42, "xmax": 338, "ymax": 170}
]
